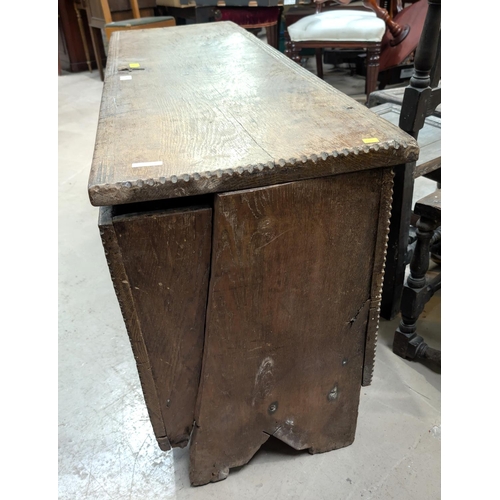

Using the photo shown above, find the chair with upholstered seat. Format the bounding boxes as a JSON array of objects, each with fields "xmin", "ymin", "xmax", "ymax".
[
  {"xmin": 214, "ymin": 7, "xmax": 281, "ymax": 49},
  {"xmin": 285, "ymin": 0, "xmax": 410, "ymax": 100}
]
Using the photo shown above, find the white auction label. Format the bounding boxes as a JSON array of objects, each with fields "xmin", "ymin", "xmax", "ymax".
[{"xmin": 132, "ymin": 161, "xmax": 164, "ymax": 168}]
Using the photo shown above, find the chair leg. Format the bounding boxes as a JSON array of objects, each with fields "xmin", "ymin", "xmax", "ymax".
[
  {"xmin": 315, "ymin": 49, "xmax": 324, "ymax": 79},
  {"xmin": 284, "ymin": 31, "xmax": 301, "ymax": 64},
  {"xmin": 365, "ymin": 45, "xmax": 381, "ymax": 99},
  {"xmin": 393, "ymin": 214, "xmax": 441, "ymax": 363},
  {"xmin": 381, "ymin": 162, "xmax": 415, "ymax": 320},
  {"xmin": 89, "ymin": 26, "xmax": 105, "ymax": 81},
  {"xmin": 265, "ymin": 24, "xmax": 278, "ymax": 50}
]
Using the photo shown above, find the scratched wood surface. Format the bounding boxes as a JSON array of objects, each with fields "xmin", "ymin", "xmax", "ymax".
[
  {"xmin": 370, "ymin": 102, "xmax": 441, "ymax": 178},
  {"xmin": 100, "ymin": 203, "xmax": 212, "ymax": 449},
  {"xmin": 88, "ymin": 21, "xmax": 418, "ymax": 206},
  {"xmin": 189, "ymin": 171, "xmax": 391, "ymax": 486}
]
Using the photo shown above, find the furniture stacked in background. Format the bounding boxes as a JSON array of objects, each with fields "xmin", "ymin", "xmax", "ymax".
[
  {"xmin": 284, "ymin": 0, "xmax": 429, "ymax": 99},
  {"xmin": 74, "ymin": 0, "xmax": 175, "ymax": 80},
  {"xmin": 68, "ymin": 0, "xmax": 304, "ymax": 80},
  {"xmin": 101, "ymin": 0, "xmax": 175, "ymax": 40},
  {"xmin": 59, "ymin": 0, "xmax": 98, "ymax": 74},
  {"xmin": 368, "ymin": 0, "xmax": 441, "ymax": 364},
  {"xmin": 156, "ymin": 0, "xmax": 287, "ymax": 49}
]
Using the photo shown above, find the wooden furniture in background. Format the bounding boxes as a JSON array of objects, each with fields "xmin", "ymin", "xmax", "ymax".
[
  {"xmin": 370, "ymin": 103, "xmax": 440, "ymax": 177},
  {"xmin": 100, "ymin": 0, "xmax": 175, "ymax": 40},
  {"xmin": 368, "ymin": 0, "xmax": 440, "ymax": 321},
  {"xmin": 88, "ymin": 22, "xmax": 418, "ymax": 486},
  {"xmin": 390, "ymin": 0, "xmax": 441, "ymax": 365},
  {"xmin": 83, "ymin": 0, "xmax": 160, "ymax": 80},
  {"xmin": 283, "ymin": 1, "xmax": 430, "ymax": 96},
  {"xmin": 58, "ymin": 0, "xmax": 98, "ymax": 73},
  {"xmin": 393, "ymin": 189, "xmax": 441, "ymax": 363},
  {"xmin": 156, "ymin": 0, "xmax": 218, "ymax": 26},
  {"xmin": 74, "ymin": 1, "xmax": 94, "ymax": 72},
  {"xmin": 214, "ymin": 7, "xmax": 281, "ymax": 49},
  {"xmin": 284, "ymin": 0, "xmax": 410, "ymax": 99},
  {"xmin": 377, "ymin": 0, "xmax": 429, "ymax": 89}
]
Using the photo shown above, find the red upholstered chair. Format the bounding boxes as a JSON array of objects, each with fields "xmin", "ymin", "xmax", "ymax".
[{"xmin": 214, "ymin": 7, "xmax": 281, "ymax": 49}]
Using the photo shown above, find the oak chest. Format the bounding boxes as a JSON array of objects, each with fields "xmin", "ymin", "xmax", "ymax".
[{"xmin": 88, "ymin": 21, "xmax": 418, "ymax": 486}]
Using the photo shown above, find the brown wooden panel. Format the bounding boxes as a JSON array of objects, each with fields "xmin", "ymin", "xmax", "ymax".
[
  {"xmin": 105, "ymin": 203, "xmax": 212, "ymax": 448},
  {"xmin": 190, "ymin": 171, "xmax": 386, "ymax": 485},
  {"xmin": 59, "ymin": 0, "xmax": 97, "ymax": 72},
  {"xmin": 99, "ymin": 206, "xmax": 169, "ymax": 448}
]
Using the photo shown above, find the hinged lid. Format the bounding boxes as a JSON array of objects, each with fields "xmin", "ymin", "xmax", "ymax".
[{"xmin": 88, "ymin": 22, "xmax": 418, "ymax": 206}]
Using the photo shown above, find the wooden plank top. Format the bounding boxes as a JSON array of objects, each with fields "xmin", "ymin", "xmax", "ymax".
[
  {"xmin": 370, "ymin": 103, "xmax": 440, "ymax": 178},
  {"xmin": 88, "ymin": 22, "xmax": 419, "ymax": 206},
  {"xmin": 415, "ymin": 189, "xmax": 441, "ymax": 222}
]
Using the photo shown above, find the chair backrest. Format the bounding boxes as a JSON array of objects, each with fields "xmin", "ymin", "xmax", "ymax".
[
  {"xmin": 398, "ymin": 0, "xmax": 441, "ymax": 139},
  {"xmin": 99, "ymin": 0, "xmax": 145, "ymax": 24},
  {"xmin": 379, "ymin": 0, "xmax": 441, "ymax": 320}
]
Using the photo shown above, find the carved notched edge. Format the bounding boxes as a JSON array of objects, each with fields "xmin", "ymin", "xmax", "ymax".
[
  {"xmin": 89, "ymin": 139, "xmax": 419, "ymax": 206},
  {"xmin": 362, "ymin": 168, "xmax": 395, "ymax": 387}
]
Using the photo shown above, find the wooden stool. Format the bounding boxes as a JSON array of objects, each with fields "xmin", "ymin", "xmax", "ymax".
[{"xmin": 88, "ymin": 22, "xmax": 419, "ymax": 486}]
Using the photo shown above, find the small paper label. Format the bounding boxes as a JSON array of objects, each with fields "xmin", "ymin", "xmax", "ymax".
[
  {"xmin": 120, "ymin": 75, "xmax": 132, "ymax": 81},
  {"xmin": 132, "ymin": 161, "xmax": 163, "ymax": 168},
  {"xmin": 362, "ymin": 138, "xmax": 380, "ymax": 144},
  {"xmin": 129, "ymin": 63, "xmax": 140, "ymax": 68},
  {"xmin": 284, "ymin": 0, "xmax": 295, "ymax": 4}
]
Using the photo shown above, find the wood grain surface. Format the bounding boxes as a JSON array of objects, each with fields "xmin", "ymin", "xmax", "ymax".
[
  {"xmin": 88, "ymin": 22, "xmax": 418, "ymax": 206},
  {"xmin": 414, "ymin": 188, "xmax": 441, "ymax": 220},
  {"xmin": 189, "ymin": 171, "xmax": 389, "ymax": 485},
  {"xmin": 99, "ymin": 206, "xmax": 170, "ymax": 449},
  {"xmin": 100, "ymin": 203, "xmax": 212, "ymax": 449},
  {"xmin": 370, "ymin": 102, "xmax": 440, "ymax": 178}
]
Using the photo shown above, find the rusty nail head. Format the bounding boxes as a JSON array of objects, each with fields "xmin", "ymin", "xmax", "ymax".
[
  {"xmin": 268, "ymin": 402, "xmax": 278, "ymax": 414},
  {"xmin": 328, "ymin": 386, "xmax": 338, "ymax": 401}
]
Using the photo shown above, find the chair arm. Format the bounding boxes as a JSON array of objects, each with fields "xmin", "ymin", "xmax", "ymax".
[{"xmin": 363, "ymin": 0, "xmax": 409, "ymax": 44}]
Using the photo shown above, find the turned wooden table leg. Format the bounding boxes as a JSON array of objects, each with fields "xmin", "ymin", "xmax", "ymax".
[
  {"xmin": 284, "ymin": 31, "xmax": 301, "ymax": 64},
  {"xmin": 315, "ymin": 48, "xmax": 324, "ymax": 79},
  {"xmin": 365, "ymin": 44, "xmax": 381, "ymax": 100},
  {"xmin": 266, "ymin": 23, "xmax": 279, "ymax": 50},
  {"xmin": 89, "ymin": 25, "xmax": 105, "ymax": 81},
  {"xmin": 74, "ymin": 2, "xmax": 93, "ymax": 73},
  {"xmin": 393, "ymin": 213, "xmax": 441, "ymax": 363}
]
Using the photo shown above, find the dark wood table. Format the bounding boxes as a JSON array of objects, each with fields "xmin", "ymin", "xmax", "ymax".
[{"xmin": 88, "ymin": 21, "xmax": 418, "ymax": 486}]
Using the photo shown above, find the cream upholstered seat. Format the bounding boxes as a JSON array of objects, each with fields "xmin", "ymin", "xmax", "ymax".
[
  {"xmin": 285, "ymin": 8, "xmax": 388, "ymax": 100},
  {"xmin": 287, "ymin": 10, "xmax": 386, "ymax": 43}
]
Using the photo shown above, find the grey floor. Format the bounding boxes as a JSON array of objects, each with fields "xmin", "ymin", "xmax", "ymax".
[{"xmin": 58, "ymin": 46, "xmax": 441, "ymax": 499}]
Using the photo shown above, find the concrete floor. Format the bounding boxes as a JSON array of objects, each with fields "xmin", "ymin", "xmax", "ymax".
[{"xmin": 58, "ymin": 46, "xmax": 441, "ymax": 499}]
